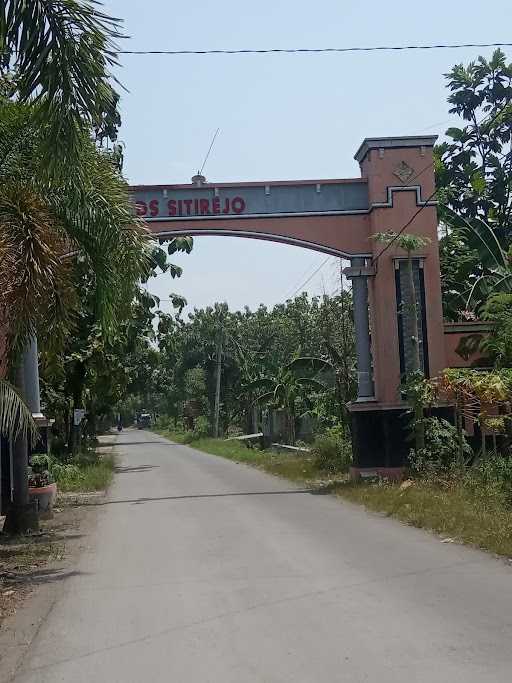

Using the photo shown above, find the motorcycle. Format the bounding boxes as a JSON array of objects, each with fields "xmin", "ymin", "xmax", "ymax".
[{"xmin": 117, "ymin": 423, "xmax": 123, "ymax": 432}]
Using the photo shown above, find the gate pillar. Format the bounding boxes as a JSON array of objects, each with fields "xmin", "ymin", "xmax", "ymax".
[
  {"xmin": 345, "ymin": 257, "xmax": 374, "ymax": 401},
  {"xmin": 349, "ymin": 136, "xmax": 446, "ymax": 477}
]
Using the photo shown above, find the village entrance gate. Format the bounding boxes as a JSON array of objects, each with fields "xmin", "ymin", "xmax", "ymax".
[{"xmin": 131, "ymin": 136, "xmax": 445, "ymax": 476}]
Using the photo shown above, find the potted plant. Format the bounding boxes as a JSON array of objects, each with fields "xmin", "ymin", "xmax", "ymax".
[{"xmin": 28, "ymin": 455, "xmax": 57, "ymax": 518}]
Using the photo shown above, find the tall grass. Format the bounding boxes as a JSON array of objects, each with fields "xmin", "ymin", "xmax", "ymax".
[
  {"xmin": 56, "ymin": 454, "xmax": 115, "ymax": 492},
  {"xmin": 336, "ymin": 476, "xmax": 512, "ymax": 557},
  {"xmin": 33, "ymin": 451, "xmax": 116, "ymax": 493}
]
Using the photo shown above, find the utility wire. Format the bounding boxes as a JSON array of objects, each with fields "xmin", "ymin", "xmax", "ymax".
[
  {"xmin": 283, "ymin": 257, "xmax": 326, "ymax": 300},
  {"xmin": 287, "ymin": 256, "xmax": 331, "ymax": 299},
  {"xmin": 118, "ymin": 42, "xmax": 512, "ymax": 56},
  {"xmin": 372, "ymin": 101, "xmax": 511, "ymax": 265}
]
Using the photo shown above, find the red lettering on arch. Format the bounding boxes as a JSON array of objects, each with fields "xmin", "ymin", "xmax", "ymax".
[
  {"xmin": 200, "ymin": 199, "xmax": 210, "ymax": 215},
  {"xmin": 135, "ymin": 201, "xmax": 147, "ymax": 216},
  {"xmin": 231, "ymin": 196, "xmax": 246, "ymax": 214},
  {"xmin": 149, "ymin": 199, "xmax": 159, "ymax": 217},
  {"xmin": 168, "ymin": 199, "xmax": 177, "ymax": 216}
]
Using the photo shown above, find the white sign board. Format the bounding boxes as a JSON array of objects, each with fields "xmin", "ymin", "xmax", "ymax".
[{"xmin": 73, "ymin": 408, "xmax": 86, "ymax": 426}]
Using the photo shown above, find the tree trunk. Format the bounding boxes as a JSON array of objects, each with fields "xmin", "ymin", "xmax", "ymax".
[{"xmin": 3, "ymin": 362, "xmax": 38, "ymax": 534}]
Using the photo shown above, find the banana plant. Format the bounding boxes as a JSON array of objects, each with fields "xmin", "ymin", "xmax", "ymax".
[
  {"xmin": 443, "ymin": 206, "xmax": 512, "ymax": 313},
  {"xmin": 246, "ymin": 357, "xmax": 334, "ymax": 445}
]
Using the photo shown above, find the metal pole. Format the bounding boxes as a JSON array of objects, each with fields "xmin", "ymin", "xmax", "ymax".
[
  {"xmin": 350, "ymin": 257, "xmax": 374, "ymax": 400},
  {"xmin": 22, "ymin": 336, "xmax": 42, "ymax": 416},
  {"xmin": 213, "ymin": 326, "xmax": 223, "ymax": 438}
]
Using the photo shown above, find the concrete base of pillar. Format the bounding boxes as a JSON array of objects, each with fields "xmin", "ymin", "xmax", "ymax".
[
  {"xmin": 350, "ymin": 405, "xmax": 411, "ymax": 469},
  {"xmin": 349, "ymin": 403, "xmax": 455, "ymax": 470},
  {"xmin": 349, "ymin": 466, "xmax": 406, "ymax": 481}
]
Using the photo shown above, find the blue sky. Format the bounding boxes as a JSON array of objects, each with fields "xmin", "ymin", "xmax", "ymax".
[{"xmin": 104, "ymin": 0, "xmax": 512, "ymax": 314}]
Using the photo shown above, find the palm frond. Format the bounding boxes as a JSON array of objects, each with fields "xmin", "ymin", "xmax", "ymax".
[
  {"xmin": 252, "ymin": 391, "xmax": 275, "ymax": 406},
  {"xmin": 245, "ymin": 377, "xmax": 274, "ymax": 393},
  {"xmin": 443, "ymin": 206, "xmax": 508, "ymax": 271},
  {"xmin": 2, "ymin": 0, "xmax": 125, "ymax": 166},
  {"xmin": 0, "ymin": 101, "xmax": 151, "ymax": 344},
  {"xmin": 0, "ymin": 180, "xmax": 75, "ymax": 356},
  {"xmin": 296, "ymin": 377, "xmax": 332, "ymax": 392},
  {"xmin": 0, "ymin": 378, "xmax": 38, "ymax": 444},
  {"xmin": 286, "ymin": 357, "xmax": 334, "ymax": 374}
]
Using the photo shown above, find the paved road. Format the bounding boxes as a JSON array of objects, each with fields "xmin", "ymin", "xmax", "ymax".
[{"xmin": 12, "ymin": 429, "xmax": 512, "ymax": 682}]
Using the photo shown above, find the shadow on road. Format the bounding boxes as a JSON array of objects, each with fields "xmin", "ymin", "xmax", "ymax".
[
  {"xmin": 113, "ymin": 441, "xmax": 180, "ymax": 447},
  {"xmin": 2, "ymin": 568, "xmax": 90, "ymax": 586},
  {"xmin": 87, "ymin": 489, "xmax": 314, "ymax": 507},
  {"xmin": 114, "ymin": 465, "xmax": 160, "ymax": 474}
]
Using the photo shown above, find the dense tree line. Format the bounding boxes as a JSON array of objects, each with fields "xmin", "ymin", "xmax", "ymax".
[{"xmin": 119, "ymin": 292, "xmax": 356, "ymax": 440}]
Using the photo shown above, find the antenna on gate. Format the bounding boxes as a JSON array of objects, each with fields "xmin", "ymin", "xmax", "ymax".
[{"xmin": 192, "ymin": 128, "xmax": 220, "ymax": 185}]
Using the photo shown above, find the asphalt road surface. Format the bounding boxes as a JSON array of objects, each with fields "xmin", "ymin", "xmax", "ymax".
[{"xmin": 12, "ymin": 429, "xmax": 512, "ymax": 682}]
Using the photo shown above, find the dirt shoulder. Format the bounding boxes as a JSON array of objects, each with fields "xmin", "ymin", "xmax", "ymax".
[
  {"xmin": 0, "ymin": 434, "xmax": 116, "ymax": 680},
  {"xmin": 0, "ymin": 492, "xmax": 102, "ymax": 679}
]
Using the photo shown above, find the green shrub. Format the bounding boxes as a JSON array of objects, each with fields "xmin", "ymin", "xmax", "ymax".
[
  {"xmin": 312, "ymin": 425, "xmax": 352, "ymax": 474},
  {"xmin": 31, "ymin": 450, "xmax": 114, "ymax": 492},
  {"xmin": 180, "ymin": 415, "xmax": 211, "ymax": 444},
  {"xmin": 182, "ymin": 431, "xmax": 196, "ymax": 444},
  {"xmin": 154, "ymin": 415, "xmax": 170, "ymax": 430},
  {"xmin": 194, "ymin": 415, "xmax": 210, "ymax": 438},
  {"xmin": 466, "ymin": 454, "xmax": 512, "ymax": 507},
  {"xmin": 409, "ymin": 417, "xmax": 472, "ymax": 478}
]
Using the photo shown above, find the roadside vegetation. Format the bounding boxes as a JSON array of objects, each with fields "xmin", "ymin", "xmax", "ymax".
[
  {"xmin": 155, "ymin": 428, "xmax": 326, "ymax": 482},
  {"xmin": 155, "ymin": 424, "xmax": 512, "ymax": 558},
  {"xmin": 339, "ymin": 471, "xmax": 512, "ymax": 557},
  {"xmin": 155, "ymin": 422, "xmax": 352, "ymax": 484},
  {"xmin": 32, "ymin": 450, "xmax": 116, "ymax": 494}
]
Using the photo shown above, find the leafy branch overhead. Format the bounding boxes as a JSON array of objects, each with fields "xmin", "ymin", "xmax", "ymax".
[
  {"xmin": 436, "ymin": 49, "xmax": 512, "ymax": 320},
  {"xmin": 0, "ymin": 0, "xmax": 124, "ymax": 163}
]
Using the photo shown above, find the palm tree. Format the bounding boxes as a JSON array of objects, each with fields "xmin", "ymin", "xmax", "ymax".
[
  {"xmin": 0, "ymin": 1, "xmax": 150, "ymax": 530},
  {"xmin": 1, "ymin": 0, "xmax": 123, "ymax": 165},
  {"xmin": 0, "ymin": 100, "xmax": 150, "ymax": 356},
  {"xmin": 247, "ymin": 358, "xmax": 334, "ymax": 445}
]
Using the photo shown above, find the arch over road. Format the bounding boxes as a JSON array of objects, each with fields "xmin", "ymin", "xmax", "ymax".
[{"xmin": 130, "ymin": 136, "xmax": 445, "ymax": 474}]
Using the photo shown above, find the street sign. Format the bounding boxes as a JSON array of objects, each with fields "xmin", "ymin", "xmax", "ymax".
[
  {"xmin": 73, "ymin": 408, "xmax": 86, "ymax": 426},
  {"xmin": 131, "ymin": 180, "xmax": 369, "ymax": 221}
]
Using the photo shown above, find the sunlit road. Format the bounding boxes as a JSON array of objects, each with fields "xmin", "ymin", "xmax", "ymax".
[{"xmin": 13, "ymin": 429, "xmax": 512, "ymax": 682}]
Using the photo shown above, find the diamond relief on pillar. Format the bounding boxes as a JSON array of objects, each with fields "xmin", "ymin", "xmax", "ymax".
[{"xmin": 393, "ymin": 161, "xmax": 414, "ymax": 184}]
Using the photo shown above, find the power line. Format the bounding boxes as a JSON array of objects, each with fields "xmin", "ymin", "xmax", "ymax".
[
  {"xmin": 283, "ymin": 257, "xmax": 326, "ymax": 300},
  {"xmin": 118, "ymin": 42, "xmax": 512, "ymax": 56},
  {"xmin": 287, "ymin": 256, "xmax": 331, "ymax": 299},
  {"xmin": 372, "ymin": 101, "xmax": 511, "ymax": 266},
  {"xmin": 371, "ymin": 187, "xmax": 439, "ymax": 267}
]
